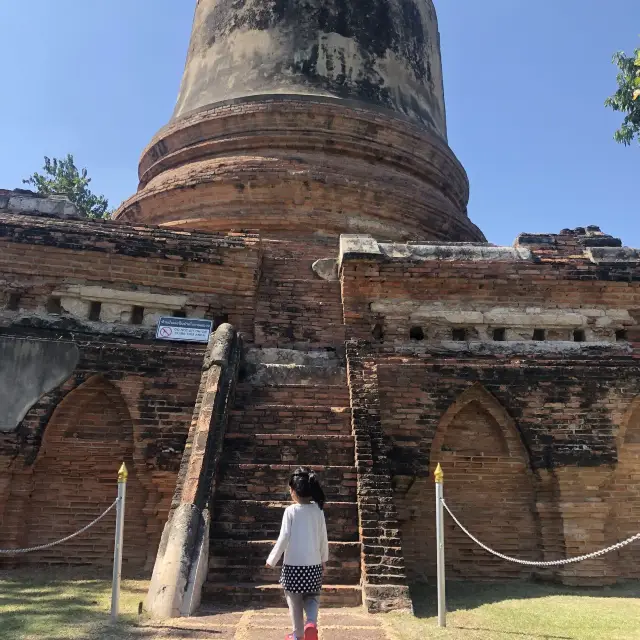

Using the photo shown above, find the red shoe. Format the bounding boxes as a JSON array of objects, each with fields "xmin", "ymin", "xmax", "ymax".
[{"xmin": 304, "ymin": 623, "xmax": 319, "ymax": 640}]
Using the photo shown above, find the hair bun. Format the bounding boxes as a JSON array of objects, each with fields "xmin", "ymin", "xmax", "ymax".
[{"xmin": 289, "ymin": 467, "xmax": 325, "ymax": 510}]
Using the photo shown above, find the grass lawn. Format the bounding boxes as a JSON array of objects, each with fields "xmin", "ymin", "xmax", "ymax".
[
  {"xmin": 387, "ymin": 582, "xmax": 640, "ymax": 640},
  {"xmin": 0, "ymin": 569, "xmax": 148, "ymax": 640},
  {"xmin": 2, "ymin": 570, "xmax": 639, "ymax": 640}
]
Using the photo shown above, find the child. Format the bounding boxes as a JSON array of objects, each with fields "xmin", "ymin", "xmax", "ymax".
[{"xmin": 266, "ymin": 468, "xmax": 329, "ymax": 640}]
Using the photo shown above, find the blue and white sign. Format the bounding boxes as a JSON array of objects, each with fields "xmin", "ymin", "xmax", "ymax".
[{"xmin": 155, "ymin": 317, "xmax": 213, "ymax": 343}]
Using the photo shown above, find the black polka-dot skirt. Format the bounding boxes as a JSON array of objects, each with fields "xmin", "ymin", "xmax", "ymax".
[{"xmin": 280, "ymin": 564, "xmax": 323, "ymax": 594}]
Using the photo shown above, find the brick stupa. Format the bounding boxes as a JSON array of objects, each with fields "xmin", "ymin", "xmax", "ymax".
[{"xmin": 2, "ymin": 0, "xmax": 640, "ymax": 619}]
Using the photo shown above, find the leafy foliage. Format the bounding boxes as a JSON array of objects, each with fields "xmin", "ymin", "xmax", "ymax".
[
  {"xmin": 23, "ymin": 154, "xmax": 111, "ymax": 218},
  {"xmin": 605, "ymin": 45, "xmax": 640, "ymax": 146}
]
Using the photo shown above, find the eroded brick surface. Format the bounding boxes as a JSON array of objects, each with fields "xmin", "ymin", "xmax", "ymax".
[
  {"xmin": 0, "ymin": 337, "xmax": 204, "ymax": 571},
  {"xmin": 0, "ymin": 209, "xmax": 259, "ymax": 571},
  {"xmin": 341, "ymin": 231, "xmax": 640, "ymax": 585}
]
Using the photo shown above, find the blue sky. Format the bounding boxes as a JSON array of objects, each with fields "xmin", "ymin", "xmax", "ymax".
[{"xmin": 0, "ymin": 1, "xmax": 638, "ymax": 246}]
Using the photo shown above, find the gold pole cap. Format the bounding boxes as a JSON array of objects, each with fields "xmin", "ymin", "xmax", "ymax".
[
  {"xmin": 118, "ymin": 462, "xmax": 129, "ymax": 483},
  {"xmin": 434, "ymin": 463, "xmax": 444, "ymax": 484}
]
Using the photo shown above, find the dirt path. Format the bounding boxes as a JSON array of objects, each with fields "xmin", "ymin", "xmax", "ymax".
[{"xmin": 141, "ymin": 607, "xmax": 396, "ymax": 640}]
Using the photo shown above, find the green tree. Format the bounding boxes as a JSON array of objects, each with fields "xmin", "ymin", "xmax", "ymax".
[
  {"xmin": 605, "ymin": 44, "xmax": 640, "ymax": 146},
  {"xmin": 23, "ymin": 154, "xmax": 111, "ymax": 218}
]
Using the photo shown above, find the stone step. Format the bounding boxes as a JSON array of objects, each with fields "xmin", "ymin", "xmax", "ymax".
[
  {"xmin": 221, "ymin": 433, "xmax": 355, "ymax": 466},
  {"xmin": 244, "ymin": 348, "xmax": 343, "ymax": 368},
  {"xmin": 259, "ymin": 255, "xmax": 319, "ymax": 274},
  {"xmin": 216, "ymin": 464, "xmax": 358, "ymax": 502},
  {"xmin": 258, "ymin": 276, "xmax": 341, "ymax": 289},
  {"xmin": 227, "ymin": 404, "xmax": 352, "ymax": 436},
  {"xmin": 365, "ymin": 573, "xmax": 410, "ymax": 585},
  {"xmin": 244, "ymin": 363, "xmax": 345, "ymax": 387},
  {"xmin": 258, "ymin": 253, "xmax": 338, "ymax": 279},
  {"xmin": 207, "ymin": 540, "xmax": 361, "ymax": 584},
  {"xmin": 201, "ymin": 583, "xmax": 363, "ymax": 608},
  {"xmin": 254, "ymin": 275, "xmax": 345, "ymax": 347},
  {"xmin": 234, "ymin": 383, "xmax": 351, "ymax": 407},
  {"xmin": 210, "ymin": 500, "xmax": 359, "ymax": 541}
]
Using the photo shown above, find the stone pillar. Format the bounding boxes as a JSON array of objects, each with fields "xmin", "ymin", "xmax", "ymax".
[
  {"xmin": 346, "ymin": 341, "xmax": 412, "ymax": 612},
  {"xmin": 532, "ymin": 469, "xmax": 566, "ymax": 582},
  {"xmin": 145, "ymin": 324, "xmax": 241, "ymax": 618},
  {"xmin": 554, "ymin": 466, "xmax": 617, "ymax": 585}
]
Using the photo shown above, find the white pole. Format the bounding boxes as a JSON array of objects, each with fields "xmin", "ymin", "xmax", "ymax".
[
  {"xmin": 435, "ymin": 463, "xmax": 446, "ymax": 628},
  {"xmin": 111, "ymin": 462, "xmax": 128, "ymax": 622}
]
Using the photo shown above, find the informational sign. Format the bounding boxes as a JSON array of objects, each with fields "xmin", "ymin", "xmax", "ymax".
[{"xmin": 155, "ymin": 317, "xmax": 213, "ymax": 343}]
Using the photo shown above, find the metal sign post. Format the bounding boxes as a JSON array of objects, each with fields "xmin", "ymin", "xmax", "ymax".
[
  {"xmin": 435, "ymin": 463, "xmax": 446, "ymax": 628},
  {"xmin": 111, "ymin": 463, "xmax": 128, "ymax": 622}
]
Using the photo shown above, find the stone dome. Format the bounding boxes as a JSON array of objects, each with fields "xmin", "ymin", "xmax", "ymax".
[{"xmin": 173, "ymin": 0, "xmax": 448, "ymax": 137}]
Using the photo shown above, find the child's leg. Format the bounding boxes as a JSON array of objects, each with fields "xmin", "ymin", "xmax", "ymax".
[
  {"xmin": 285, "ymin": 591, "xmax": 305, "ymax": 639},
  {"xmin": 302, "ymin": 593, "xmax": 320, "ymax": 625}
]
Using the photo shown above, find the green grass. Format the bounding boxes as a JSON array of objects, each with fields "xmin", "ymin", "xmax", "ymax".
[
  {"xmin": 387, "ymin": 582, "xmax": 640, "ymax": 640},
  {"xmin": 0, "ymin": 569, "xmax": 149, "ymax": 640},
  {"xmin": 2, "ymin": 571, "xmax": 640, "ymax": 640}
]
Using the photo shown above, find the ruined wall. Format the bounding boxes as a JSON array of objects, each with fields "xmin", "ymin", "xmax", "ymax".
[
  {"xmin": 374, "ymin": 349, "xmax": 640, "ymax": 583},
  {"xmin": 0, "ymin": 206, "xmax": 261, "ymax": 341},
  {"xmin": 253, "ymin": 237, "xmax": 346, "ymax": 349},
  {"xmin": 0, "ymin": 334, "xmax": 205, "ymax": 571},
  {"xmin": 341, "ymin": 231, "xmax": 640, "ymax": 585},
  {"xmin": 0, "ymin": 204, "xmax": 261, "ymax": 571},
  {"xmin": 340, "ymin": 231, "xmax": 639, "ymax": 345},
  {"xmin": 605, "ymin": 398, "xmax": 640, "ymax": 579},
  {"xmin": 24, "ymin": 375, "xmax": 150, "ymax": 569}
]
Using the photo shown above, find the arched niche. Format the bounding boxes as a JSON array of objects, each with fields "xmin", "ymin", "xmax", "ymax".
[
  {"xmin": 23, "ymin": 375, "xmax": 149, "ymax": 570},
  {"xmin": 605, "ymin": 395, "xmax": 640, "ymax": 578},
  {"xmin": 426, "ymin": 384, "xmax": 541, "ymax": 580},
  {"xmin": 431, "ymin": 384, "xmax": 528, "ymax": 461}
]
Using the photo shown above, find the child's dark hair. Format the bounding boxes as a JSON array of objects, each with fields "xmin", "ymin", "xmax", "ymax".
[{"xmin": 289, "ymin": 467, "xmax": 326, "ymax": 510}]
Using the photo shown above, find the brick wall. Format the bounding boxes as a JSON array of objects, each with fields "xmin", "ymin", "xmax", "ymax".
[
  {"xmin": 341, "ymin": 234, "xmax": 640, "ymax": 586},
  {"xmin": 340, "ymin": 235, "xmax": 640, "ymax": 346},
  {"xmin": 0, "ymin": 206, "xmax": 263, "ymax": 571},
  {"xmin": 345, "ymin": 342, "xmax": 412, "ymax": 611},
  {"xmin": 17, "ymin": 376, "xmax": 149, "ymax": 569},
  {"xmin": 253, "ymin": 238, "xmax": 346, "ymax": 349},
  {"xmin": 0, "ymin": 210, "xmax": 261, "ymax": 341},
  {"xmin": 0, "ymin": 332, "xmax": 205, "ymax": 571},
  {"xmin": 342, "ymin": 339, "xmax": 640, "ymax": 585},
  {"xmin": 604, "ymin": 397, "xmax": 640, "ymax": 579}
]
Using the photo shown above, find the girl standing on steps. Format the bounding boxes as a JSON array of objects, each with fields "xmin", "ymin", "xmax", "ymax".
[{"xmin": 266, "ymin": 467, "xmax": 329, "ymax": 640}]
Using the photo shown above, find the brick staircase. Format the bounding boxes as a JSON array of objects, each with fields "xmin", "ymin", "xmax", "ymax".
[
  {"xmin": 202, "ymin": 352, "xmax": 363, "ymax": 607},
  {"xmin": 253, "ymin": 251, "xmax": 345, "ymax": 349}
]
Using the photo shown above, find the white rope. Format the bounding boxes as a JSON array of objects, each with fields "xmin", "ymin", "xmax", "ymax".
[
  {"xmin": 442, "ymin": 498, "xmax": 640, "ymax": 567},
  {"xmin": 0, "ymin": 498, "xmax": 119, "ymax": 555}
]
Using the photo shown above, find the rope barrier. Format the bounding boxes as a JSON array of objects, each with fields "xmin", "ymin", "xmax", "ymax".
[
  {"xmin": 442, "ymin": 498, "xmax": 640, "ymax": 567},
  {"xmin": 0, "ymin": 498, "xmax": 119, "ymax": 555}
]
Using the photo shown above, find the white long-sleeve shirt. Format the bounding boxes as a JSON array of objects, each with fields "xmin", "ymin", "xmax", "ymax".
[{"xmin": 266, "ymin": 503, "xmax": 329, "ymax": 567}]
